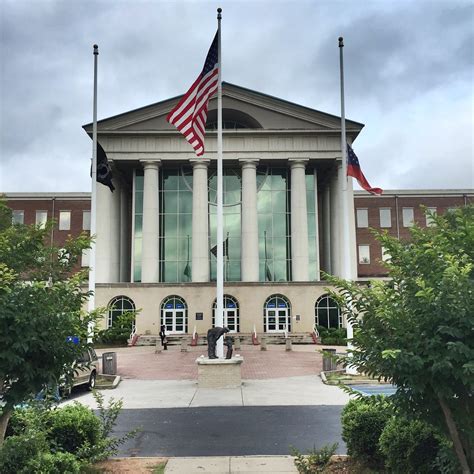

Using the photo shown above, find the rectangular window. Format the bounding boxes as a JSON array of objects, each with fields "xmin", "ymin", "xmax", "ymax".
[
  {"xmin": 426, "ymin": 207, "xmax": 437, "ymax": 227},
  {"xmin": 379, "ymin": 208, "xmax": 391, "ymax": 228},
  {"xmin": 81, "ymin": 248, "xmax": 90, "ymax": 267},
  {"xmin": 59, "ymin": 211, "xmax": 71, "ymax": 230},
  {"xmin": 402, "ymin": 207, "xmax": 414, "ymax": 227},
  {"xmin": 82, "ymin": 211, "xmax": 91, "ymax": 230},
  {"xmin": 356, "ymin": 208, "xmax": 368, "ymax": 228},
  {"xmin": 358, "ymin": 245, "xmax": 370, "ymax": 264},
  {"xmin": 12, "ymin": 210, "xmax": 24, "ymax": 225},
  {"xmin": 35, "ymin": 210, "xmax": 48, "ymax": 229},
  {"xmin": 381, "ymin": 246, "xmax": 391, "ymax": 262}
]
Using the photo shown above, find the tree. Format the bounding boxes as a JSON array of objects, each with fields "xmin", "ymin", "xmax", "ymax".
[
  {"xmin": 328, "ymin": 206, "xmax": 474, "ymax": 472},
  {"xmin": 0, "ymin": 199, "xmax": 94, "ymax": 444}
]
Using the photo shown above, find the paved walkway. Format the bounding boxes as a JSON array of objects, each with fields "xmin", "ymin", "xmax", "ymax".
[
  {"xmin": 165, "ymin": 456, "xmax": 297, "ymax": 473},
  {"xmin": 96, "ymin": 344, "xmax": 333, "ymax": 380}
]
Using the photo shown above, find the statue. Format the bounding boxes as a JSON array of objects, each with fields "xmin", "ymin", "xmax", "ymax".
[
  {"xmin": 206, "ymin": 327, "xmax": 230, "ymax": 359},
  {"xmin": 224, "ymin": 335, "xmax": 234, "ymax": 360}
]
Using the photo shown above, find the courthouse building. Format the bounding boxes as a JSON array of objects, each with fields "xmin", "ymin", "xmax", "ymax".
[{"xmin": 5, "ymin": 83, "xmax": 473, "ymax": 340}]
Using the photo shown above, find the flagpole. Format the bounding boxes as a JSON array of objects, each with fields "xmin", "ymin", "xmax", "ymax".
[
  {"xmin": 339, "ymin": 36, "xmax": 356, "ymax": 374},
  {"xmin": 87, "ymin": 44, "xmax": 99, "ymax": 343},
  {"xmin": 215, "ymin": 7, "xmax": 224, "ymax": 358}
]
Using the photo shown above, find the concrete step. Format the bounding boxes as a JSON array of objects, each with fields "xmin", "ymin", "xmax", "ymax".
[{"xmin": 135, "ymin": 332, "xmax": 315, "ymax": 346}]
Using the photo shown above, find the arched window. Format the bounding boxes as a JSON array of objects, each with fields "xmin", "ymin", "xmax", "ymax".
[
  {"xmin": 315, "ymin": 295, "xmax": 341, "ymax": 329},
  {"xmin": 263, "ymin": 294, "xmax": 291, "ymax": 333},
  {"xmin": 160, "ymin": 295, "xmax": 188, "ymax": 334},
  {"xmin": 212, "ymin": 295, "xmax": 240, "ymax": 332},
  {"xmin": 107, "ymin": 296, "xmax": 135, "ymax": 328}
]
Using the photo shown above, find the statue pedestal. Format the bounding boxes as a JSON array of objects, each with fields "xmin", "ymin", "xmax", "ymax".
[{"xmin": 195, "ymin": 356, "xmax": 244, "ymax": 388}]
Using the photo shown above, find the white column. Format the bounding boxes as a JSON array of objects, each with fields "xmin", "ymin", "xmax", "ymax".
[
  {"xmin": 313, "ymin": 170, "xmax": 321, "ymax": 281},
  {"xmin": 322, "ymin": 182, "xmax": 332, "ymax": 274},
  {"xmin": 290, "ymin": 159, "xmax": 309, "ymax": 281},
  {"xmin": 240, "ymin": 159, "xmax": 259, "ymax": 282},
  {"xmin": 191, "ymin": 159, "xmax": 210, "ymax": 282},
  {"xmin": 346, "ymin": 177, "xmax": 358, "ymax": 280},
  {"xmin": 95, "ymin": 176, "xmax": 120, "ymax": 283},
  {"xmin": 330, "ymin": 166, "xmax": 341, "ymax": 277},
  {"xmin": 141, "ymin": 160, "xmax": 160, "ymax": 283},
  {"xmin": 119, "ymin": 185, "xmax": 129, "ymax": 282}
]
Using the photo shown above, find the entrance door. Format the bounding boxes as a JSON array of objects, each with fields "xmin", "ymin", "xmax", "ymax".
[
  {"xmin": 164, "ymin": 309, "xmax": 185, "ymax": 333},
  {"xmin": 265, "ymin": 308, "xmax": 289, "ymax": 333},
  {"xmin": 225, "ymin": 309, "xmax": 237, "ymax": 332}
]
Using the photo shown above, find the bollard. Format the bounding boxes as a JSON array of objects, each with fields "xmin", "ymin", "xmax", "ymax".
[
  {"xmin": 285, "ymin": 338, "xmax": 292, "ymax": 351},
  {"xmin": 234, "ymin": 337, "xmax": 241, "ymax": 350},
  {"xmin": 181, "ymin": 339, "xmax": 188, "ymax": 352},
  {"xmin": 260, "ymin": 337, "xmax": 267, "ymax": 351},
  {"xmin": 102, "ymin": 352, "xmax": 117, "ymax": 375}
]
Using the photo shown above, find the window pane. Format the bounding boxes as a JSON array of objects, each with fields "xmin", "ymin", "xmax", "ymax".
[
  {"xmin": 403, "ymin": 208, "xmax": 414, "ymax": 227},
  {"xmin": 358, "ymin": 245, "xmax": 370, "ymax": 264},
  {"xmin": 356, "ymin": 209, "xmax": 368, "ymax": 228},
  {"xmin": 381, "ymin": 246, "xmax": 391, "ymax": 262},
  {"xmin": 36, "ymin": 211, "xmax": 47, "ymax": 228},
  {"xmin": 82, "ymin": 211, "xmax": 91, "ymax": 230},
  {"xmin": 379, "ymin": 208, "xmax": 391, "ymax": 228},
  {"xmin": 59, "ymin": 211, "xmax": 71, "ymax": 231},
  {"xmin": 12, "ymin": 210, "xmax": 24, "ymax": 225},
  {"xmin": 426, "ymin": 207, "xmax": 437, "ymax": 227},
  {"xmin": 81, "ymin": 248, "xmax": 90, "ymax": 267}
]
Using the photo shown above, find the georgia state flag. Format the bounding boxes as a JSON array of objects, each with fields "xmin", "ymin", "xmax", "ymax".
[{"xmin": 347, "ymin": 144, "xmax": 383, "ymax": 195}]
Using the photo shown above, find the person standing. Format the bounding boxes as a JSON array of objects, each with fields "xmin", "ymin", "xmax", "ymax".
[{"xmin": 160, "ymin": 325, "xmax": 168, "ymax": 350}]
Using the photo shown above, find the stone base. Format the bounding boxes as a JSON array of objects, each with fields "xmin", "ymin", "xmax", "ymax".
[{"xmin": 196, "ymin": 356, "xmax": 244, "ymax": 388}]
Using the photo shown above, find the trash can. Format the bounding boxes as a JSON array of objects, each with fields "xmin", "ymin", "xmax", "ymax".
[
  {"xmin": 322, "ymin": 348, "xmax": 337, "ymax": 371},
  {"xmin": 102, "ymin": 352, "xmax": 117, "ymax": 375}
]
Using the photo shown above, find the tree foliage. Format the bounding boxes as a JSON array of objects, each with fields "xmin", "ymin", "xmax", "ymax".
[
  {"xmin": 327, "ymin": 205, "xmax": 474, "ymax": 472},
  {"xmin": 0, "ymin": 199, "xmax": 94, "ymax": 443}
]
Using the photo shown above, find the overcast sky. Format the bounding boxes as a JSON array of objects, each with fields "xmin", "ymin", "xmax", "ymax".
[{"xmin": 1, "ymin": 0, "xmax": 473, "ymax": 193}]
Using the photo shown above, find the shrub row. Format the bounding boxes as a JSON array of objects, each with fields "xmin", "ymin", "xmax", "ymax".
[
  {"xmin": 1, "ymin": 394, "xmax": 132, "ymax": 473},
  {"xmin": 341, "ymin": 397, "xmax": 459, "ymax": 473},
  {"xmin": 316, "ymin": 326, "xmax": 347, "ymax": 345}
]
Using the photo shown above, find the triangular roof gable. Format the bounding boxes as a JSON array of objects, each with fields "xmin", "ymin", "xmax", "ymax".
[{"xmin": 83, "ymin": 82, "xmax": 364, "ymax": 133}]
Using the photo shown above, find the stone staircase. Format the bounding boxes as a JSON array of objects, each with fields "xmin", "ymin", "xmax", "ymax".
[{"xmin": 135, "ymin": 332, "xmax": 315, "ymax": 346}]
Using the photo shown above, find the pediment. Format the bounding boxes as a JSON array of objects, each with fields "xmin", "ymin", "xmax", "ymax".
[{"xmin": 83, "ymin": 82, "xmax": 363, "ymax": 135}]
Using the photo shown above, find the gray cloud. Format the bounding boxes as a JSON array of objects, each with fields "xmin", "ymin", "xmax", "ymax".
[{"xmin": 1, "ymin": 0, "xmax": 473, "ymax": 192}]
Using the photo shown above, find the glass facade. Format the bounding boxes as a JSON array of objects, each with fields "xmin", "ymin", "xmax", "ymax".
[
  {"xmin": 209, "ymin": 169, "xmax": 241, "ymax": 281},
  {"xmin": 257, "ymin": 167, "xmax": 291, "ymax": 282},
  {"xmin": 132, "ymin": 164, "xmax": 320, "ymax": 283},
  {"xmin": 159, "ymin": 168, "xmax": 193, "ymax": 283}
]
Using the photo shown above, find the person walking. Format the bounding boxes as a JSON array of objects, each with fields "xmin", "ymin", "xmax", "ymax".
[{"xmin": 160, "ymin": 325, "xmax": 168, "ymax": 350}]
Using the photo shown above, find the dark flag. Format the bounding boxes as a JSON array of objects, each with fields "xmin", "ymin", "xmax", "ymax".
[
  {"xmin": 97, "ymin": 142, "xmax": 115, "ymax": 192},
  {"xmin": 211, "ymin": 236, "xmax": 229, "ymax": 258},
  {"xmin": 347, "ymin": 144, "xmax": 382, "ymax": 195},
  {"xmin": 183, "ymin": 263, "xmax": 191, "ymax": 279},
  {"xmin": 265, "ymin": 262, "xmax": 273, "ymax": 282}
]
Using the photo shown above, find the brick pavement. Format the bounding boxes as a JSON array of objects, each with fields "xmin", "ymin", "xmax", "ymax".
[{"xmin": 97, "ymin": 345, "xmax": 324, "ymax": 380}]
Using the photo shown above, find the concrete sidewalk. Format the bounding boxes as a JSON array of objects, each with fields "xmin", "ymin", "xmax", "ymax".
[
  {"xmin": 165, "ymin": 456, "xmax": 297, "ymax": 473},
  {"xmin": 64, "ymin": 375, "xmax": 350, "ymax": 409}
]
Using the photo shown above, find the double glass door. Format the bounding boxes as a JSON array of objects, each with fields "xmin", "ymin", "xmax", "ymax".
[
  {"xmin": 265, "ymin": 308, "xmax": 289, "ymax": 333},
  {"xmin": 164, "ymin": 309, "xmax": 185, "ymax": 333}
]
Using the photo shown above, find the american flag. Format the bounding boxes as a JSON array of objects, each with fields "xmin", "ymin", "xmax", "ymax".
[
  {"xmin": 167, "ymin": 32, "xmax": 219, "ymax": 157},
  {"xmin": 347, "ymin": 144, "xmax": 383, "ymax": 195}
]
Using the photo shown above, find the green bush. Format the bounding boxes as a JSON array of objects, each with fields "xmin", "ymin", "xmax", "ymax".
[
  {"xmin": 341, "ymin": 397, "xmax": 392, "ymax": 466},
  {"xmin": 97, "ymin": 311, "xmax": 136, "ymax": 345},
  {"xmin": 291, "ymin": 443, "xmax": 338, "ymax": 473},
  {"xmin": 0, "ymin": 431, "xmax": 48, "ymax": 474},
  {"xmin": 48, "ymin": 404, "xmax": 102, "ymax": 457},
  {"xmin": 317, "ymin": 326, "xmax": 347, "ymax": 345},
  {"xmin": 379, "ymin": 417, "xmax": 455, "ymax": 474},
  {"xmin": 26, "ymin": 451, "xmax": 81, "ymax": 474}
]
